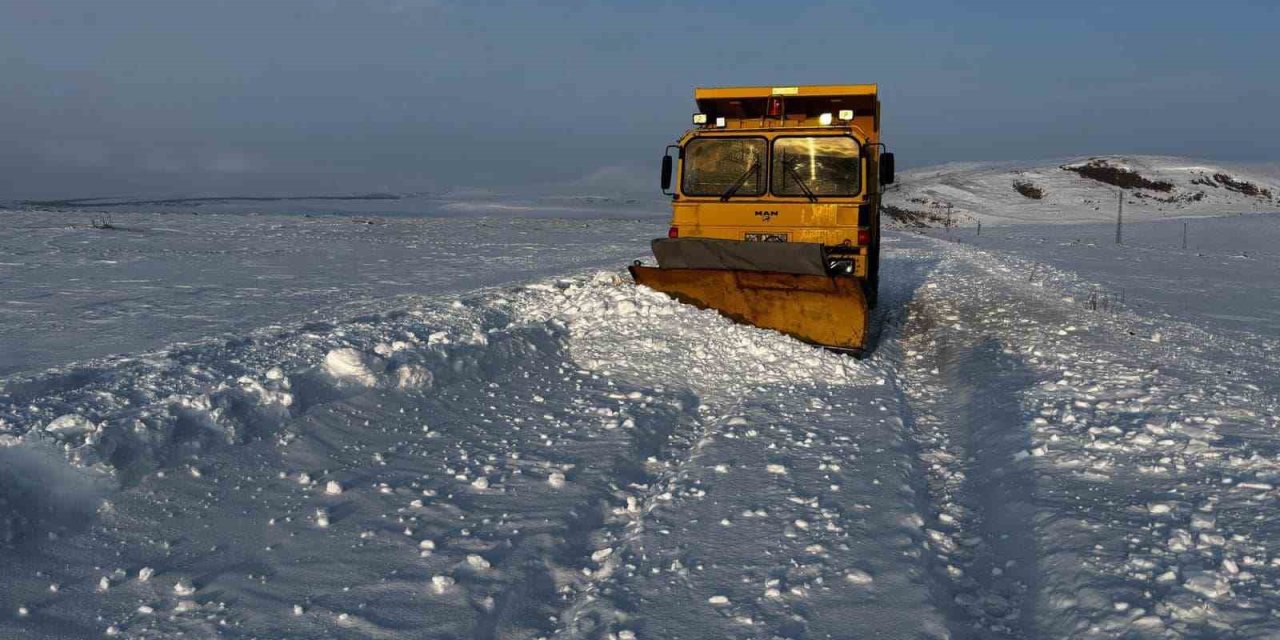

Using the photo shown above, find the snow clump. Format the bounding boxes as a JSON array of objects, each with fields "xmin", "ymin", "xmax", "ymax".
[{"xmin": 323, "ymin": 348, "xmax": 382, "ymax": 386}]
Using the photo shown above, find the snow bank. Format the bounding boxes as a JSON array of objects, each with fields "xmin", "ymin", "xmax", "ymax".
[
  {"xmin": 513, "ymin": 272, "xmax": 876, "ymax": 401},
  {"xmin": 0, "ymin": 266, "xmax": 875, "ymax": 484}
]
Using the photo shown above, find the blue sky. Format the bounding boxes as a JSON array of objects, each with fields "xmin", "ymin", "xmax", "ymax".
[{"xmin": 2, "ymin": 0, "xmax": 1277, "ymax": 197}]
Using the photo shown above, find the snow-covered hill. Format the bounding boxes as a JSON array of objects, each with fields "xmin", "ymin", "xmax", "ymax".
[{"xmin": 886, "ymin": 156, "xmax": 1280, "ymax": 227}]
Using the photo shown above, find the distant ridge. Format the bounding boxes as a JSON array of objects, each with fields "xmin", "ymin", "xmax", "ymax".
[
  {"xmin": 885, "ymin": 155, "xmax": 1280, "ymax": 227},
  {"xmin": 20, "ymin": 194, "xmax": 403, "ymax": 208}
]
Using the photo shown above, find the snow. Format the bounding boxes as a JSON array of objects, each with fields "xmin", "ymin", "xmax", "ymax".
[
  {"xmin": 887, "ymin": 154, "xmax": 1280, "ymax": 227},
  {"xmin": 322, "ymin": 348, "xmax": 382, "ymax": 387},
  {"xmin": 3, "ymin": 174, "xmax": 1280, "ymax": 638},
  {"xmin": 0, "ymin": 210, "xmax": 661, "ymax": 376},
  {"xmin": 42, "ymin": 414, "xmax": 96, "ymax": 440}
]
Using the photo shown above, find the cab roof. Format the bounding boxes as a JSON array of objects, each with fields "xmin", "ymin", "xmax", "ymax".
[
  {"xmin": 694, "ymin": 84, "xmax": 878, "ymax": 101},
  {"xmin": 692, "ymin": 84, "xmax": 880, "ymax": 135}
]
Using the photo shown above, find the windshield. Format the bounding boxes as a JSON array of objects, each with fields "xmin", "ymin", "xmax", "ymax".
[
  {"xmin": 681, "ymin": 137, "xmax": 767, "ymax": 197},
  {"xmin": 771, "ymin": 136, "xmax": 861, "ymax": 197}
]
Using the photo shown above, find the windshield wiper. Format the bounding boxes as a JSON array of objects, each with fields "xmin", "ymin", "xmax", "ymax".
[
  {"xmin": 784, "ymin": 163, "xmax": 818, "ymax": 202},
  {"xmin": 720, "ymin": 162, "xmax": 760, "ymax": 201}
]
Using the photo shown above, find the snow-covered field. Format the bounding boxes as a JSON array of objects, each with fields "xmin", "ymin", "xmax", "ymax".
[
  {"xmin": 3, "ymin": 175, "xmax": 1280, "ymax": 638},
  {"xmin": 0, "ymin": 210, "xmax": 659, "ymax": 376}
]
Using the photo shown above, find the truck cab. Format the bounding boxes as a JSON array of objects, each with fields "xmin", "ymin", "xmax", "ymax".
[{"xmin": 661, "ymin": 85, "xmax": 894, "ymax": 301}]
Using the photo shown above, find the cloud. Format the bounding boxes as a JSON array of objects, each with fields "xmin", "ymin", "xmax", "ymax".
[{"xmin": 37, "ymin": 140, "xmax": 112, "ymax": 169}]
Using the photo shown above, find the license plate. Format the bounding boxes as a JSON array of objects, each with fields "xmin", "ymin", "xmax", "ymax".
[{"xmin": 745, "ymin": 233, "xmax": 788, "ymax": 242}]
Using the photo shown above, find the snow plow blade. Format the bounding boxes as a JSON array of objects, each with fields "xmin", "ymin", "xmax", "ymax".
[{"xmin": 628, "ymin": 265, "xmax": 868, "ymax": 352}]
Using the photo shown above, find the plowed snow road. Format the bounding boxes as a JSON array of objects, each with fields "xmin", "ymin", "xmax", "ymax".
[{"xmin": 3, "ymin": 229, "xmax": 1279, "ymax": 639}]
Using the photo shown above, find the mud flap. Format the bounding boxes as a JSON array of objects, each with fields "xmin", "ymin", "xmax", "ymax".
[{"xmin": 629, "ymin": 265, "xmax": 868, "ymax": 352}]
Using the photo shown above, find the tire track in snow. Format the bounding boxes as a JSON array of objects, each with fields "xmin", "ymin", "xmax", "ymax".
[
  {"xmin": 504, "ymin": 273, "xmax": 919, "ymax": 639},
  {"xmin": 556, "ymin": 243, "xmax": 953, "ymax": 639},
  {"xmin": 895, "ymin": 294, "xmax": 1042, "ymax": 638},
  {"xmin": 547, "ymin": 397, "xmax": 731, "ymax": 640},
  {"xmin": 889, "ymin": 233, "xmax": 1280, "ymax": 638},
  {"xmin": 368, "ymin": 316, "xmax": 709, "ymax": 640},
  {"xmin": 864, "ymin": 239, "xmax": 1043, "ymax": 639}
]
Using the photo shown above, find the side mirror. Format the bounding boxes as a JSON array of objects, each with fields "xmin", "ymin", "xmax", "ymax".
[
  {"xmin": 880, "ymin": 152, "xmax": 896, "ymax": 185},
  {"xmin": 660, "ymin": 155, "xmax": 674, "ymax": 192}
]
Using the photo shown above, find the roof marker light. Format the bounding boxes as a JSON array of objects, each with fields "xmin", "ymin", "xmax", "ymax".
[
  {"xmin": 838, "ymin": 109, "xmax": 854, "ymax": 121},
  {"xmin": 818, "ymin": 112, "xmax": 834, "ymax": 126},
  {"xmin": 693, "ymin": 113, "xmax": 708, "ymax": 125}
]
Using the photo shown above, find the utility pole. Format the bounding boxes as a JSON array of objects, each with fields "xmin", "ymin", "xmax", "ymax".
[
  {"xmin": 1182, "ymin": 221, "xmax": 1188, "ymax": 250},
  {"xmin": 1115, "ymin": 191, "xmax": 1123, "ymax": 245}
]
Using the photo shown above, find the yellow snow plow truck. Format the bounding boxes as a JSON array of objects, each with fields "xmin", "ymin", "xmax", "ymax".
[{"xmin": 629, "ymin": 84, "xmax": 894, "ymax": 354}]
